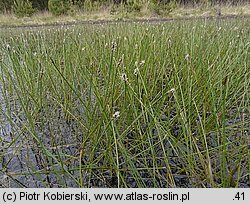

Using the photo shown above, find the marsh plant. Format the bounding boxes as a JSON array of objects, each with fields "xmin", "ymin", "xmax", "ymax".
[{"xmin": 0, "ymin": 18, "xmax": 249, "ymax": 187}]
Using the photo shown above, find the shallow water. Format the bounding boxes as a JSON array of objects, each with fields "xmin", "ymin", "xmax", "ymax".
[{"xmin": 0, "ymin": 19, "xmax": 249, "ymax": 187}]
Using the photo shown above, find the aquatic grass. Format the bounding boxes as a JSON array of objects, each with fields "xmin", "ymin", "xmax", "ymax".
[{"xmin": 0, "ymin": 18, "xmax": 249, "ymax": 187}]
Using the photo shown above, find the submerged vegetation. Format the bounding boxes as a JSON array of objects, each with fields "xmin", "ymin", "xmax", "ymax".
[{"xmin": 0, "ymin": 18, "xmax": 249, "ymax": 187}]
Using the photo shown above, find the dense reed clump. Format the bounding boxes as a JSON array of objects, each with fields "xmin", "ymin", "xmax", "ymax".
[{"xmin": 0, "ymin": 18, "xmax": 249, "ymax": 187}]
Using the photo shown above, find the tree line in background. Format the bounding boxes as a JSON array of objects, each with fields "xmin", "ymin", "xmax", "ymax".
[{"xmin": 0, "ymin": 0, "xmax": 248, "ymax": 17}]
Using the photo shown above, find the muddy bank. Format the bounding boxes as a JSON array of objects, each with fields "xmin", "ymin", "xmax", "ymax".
[{"xmin": 0, "ymin": 14, "xmax": 250, "ymax": 30}]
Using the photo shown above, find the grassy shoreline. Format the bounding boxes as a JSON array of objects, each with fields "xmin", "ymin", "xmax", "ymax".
[{"xmin": 0, "ymin": 4, "xmax": 249, "ymax": 27}]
